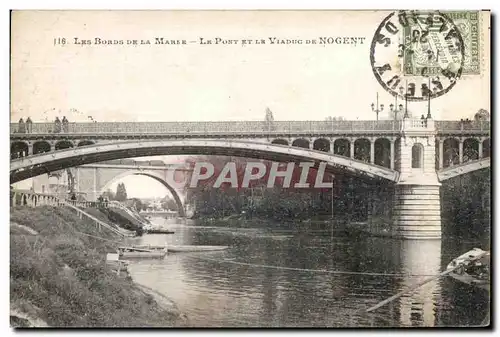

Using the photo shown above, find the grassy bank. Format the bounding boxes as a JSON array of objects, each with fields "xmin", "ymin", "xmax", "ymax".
[{"xmin": 10, "ymin": 206, "xmax": 186, "ymax": 327}]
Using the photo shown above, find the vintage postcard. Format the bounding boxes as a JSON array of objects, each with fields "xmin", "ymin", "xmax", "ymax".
[{"xmin": 10, "ymin": 10, "xmax": 490, "ymax": 328}]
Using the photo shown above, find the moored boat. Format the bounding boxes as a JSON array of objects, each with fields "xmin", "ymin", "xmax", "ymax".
[
  {"xmin": 146, "ymin": 229, "xmax": 175, "ymax": 234},
  {"xmin": 446, "ymin": 248, "xmax": 490, "ymax": 291},
  {"xmin": 167, "ymin": 245, "xmax": 229, "ymax": 253},
  {"xmin": 117, "ymin": 246, "xmax": 167, "ymax": 259}
]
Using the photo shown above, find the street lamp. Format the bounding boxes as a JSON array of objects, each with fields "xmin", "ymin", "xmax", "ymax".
[
  {"xmin": 390, "ymin": 87, "xmax": 405, "ymax": 121},
  {"xmin": 390, "ymin": 103, "xmax": 404, "ymax": 121},
  {"xmin": 371, "ymin": 92, "xmax": 384, "ymax": 121}
]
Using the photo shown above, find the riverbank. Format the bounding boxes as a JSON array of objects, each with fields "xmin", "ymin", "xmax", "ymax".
[{"xmin": 10, "ymin": 206, "xmax": 187, "ymax": 327}]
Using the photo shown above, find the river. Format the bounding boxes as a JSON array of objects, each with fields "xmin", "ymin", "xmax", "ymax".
[{"xmin": 125, "ymin": 218, "xmax": 490, "ymax": 327}]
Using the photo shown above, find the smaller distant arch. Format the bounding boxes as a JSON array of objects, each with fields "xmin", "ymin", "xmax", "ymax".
[
  {"xmin": 77, "ymin": 140, "xmax": 95, "ymax": 147},
  {"xmin": 291, "ymin": 138, "xmax": 310, "ymax": 149},
  {"xmin": 55, "ymin": 140, "xmax": 74, "ymax": 150},
  {"xmin": 271, "ymin": 139, "xmax": 288, "ymax": 146}
]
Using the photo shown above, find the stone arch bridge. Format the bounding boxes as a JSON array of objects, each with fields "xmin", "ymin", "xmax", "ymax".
[{"xmin": 10, "ymin": 119, "xmax": 490, "ymax": 239}]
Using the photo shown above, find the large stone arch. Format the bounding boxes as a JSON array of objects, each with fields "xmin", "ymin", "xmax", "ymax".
[
  {"xmin": 437, "ymin": 158, "xmax": 491, "ymax": 181},
  {"xmin": 10, "ymin": 139, "xmax": 399, "ymax": 184},
  {"xmin": 98, "ymin": 169, "xmax": 185, "ymax": 217}
]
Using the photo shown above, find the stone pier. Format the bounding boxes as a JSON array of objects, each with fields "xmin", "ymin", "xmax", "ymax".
[{"xmin": 391, "ymin": 118, "xmax": 442, "ymax": 239}]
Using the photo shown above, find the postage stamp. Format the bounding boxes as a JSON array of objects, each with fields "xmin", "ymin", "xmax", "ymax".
[
  {"xmin": 403, "ymin": 11, "xmax": 481, "ymax": 76},
  {"xmin": 370, "ymin": 10, "xmax": 465, "ymax": 101}
]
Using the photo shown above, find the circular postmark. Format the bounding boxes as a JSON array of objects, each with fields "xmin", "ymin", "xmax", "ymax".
[{"xmin": 370, "ymin": 10, "xmax": 465, "ymax": 101}]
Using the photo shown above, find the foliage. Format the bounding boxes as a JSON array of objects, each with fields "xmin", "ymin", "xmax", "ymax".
[
  {"xmin": 115, "ymin": 183, "xmax": 128, "ymax": 201},
  {"xmin": 101, "ymin": 189, "xmax": 115, "ymax": 201},
  {"xmin": 161, "ymin": 197, "xmax": 179, "ymax": 211},
  {"xmin": 130, "ymin": 198, "xmax": 146, "ymax": 211},
  {"xmin": 474, "ymin": 109, "xmax": 490, "ymax": 121},
  {"xmin": 441, "ymin": 169, "xmax": 490, "ymax": 236}
]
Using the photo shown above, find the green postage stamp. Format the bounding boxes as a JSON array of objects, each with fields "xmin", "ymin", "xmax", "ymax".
[{"xmin": 403, "ymin": 11, "xmax": 481, "ymax": 76}]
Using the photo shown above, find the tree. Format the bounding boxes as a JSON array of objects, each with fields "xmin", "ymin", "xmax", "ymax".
[
  {"xmin": 474, "ymin": 109, "xmax": 490, "ymax": 121},
  {"xmin": 115, "ymin": 182, "xmax": 128, "ymax": 201},
  {"xmin": 102, "ymin": 189, "xmax": 115, "ymax": 200},
  {"xmin": 131, "ymin": 198, "xmax": 145, "ymax": 211},
  {"xmin": 264, "ymin": 107, "xmax": 276, "ymax": 131},
  {"xmin": 161, "ymin": 196, "xmax": 179, "ymax": 211}
]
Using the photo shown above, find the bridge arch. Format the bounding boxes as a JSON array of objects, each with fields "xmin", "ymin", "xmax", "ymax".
[
  {"xmin": 333, "ymin": 138, "xmax": 350, "ymax": 157},
  {"xmin": 33, "ymin": 141, "xmax": 51, "ymax": 155},
  {"xmin": 463, "ymin": 138, "xmax": 479, "ymax": 162},
  {"xmin": 443, "ymin": 138, "xmax": 459, "ymax": 168},
  {"xmin": 313, "ymin": 138, "xmax": 330, "ymax": 152},
  {"xmin": 11, "ymin": 141, "xmax": 28, "ymax": 159},
  {"xmin": 354, "ymin": 138, "xmax": 370, "ymax": 162},
  {"xmin": 10, "ymin": 139, "xmax": 399, "ymax": 184},
  {"xmin": 78, "ymin": 140, "xmax": 95, "ymax": 147},
  {"xmin": 99, "ymin": 170, "xmax": 185, "ymax": 217},
  {"xmin": 292, "ymin": 138, "xmax": 310, "ymax": 149},
  {"xmin": 271, "ymin": 138, "xmax": 288, "ymax": 146},
  {"xmin": 482, "ymin": 138, "xmax": 490, "ymax": 158},
  {"xmin": 438, "ymin": 158, "xmax": 490, "ymax": 181},
  {"xmin": 374, "ymin": 138, "xmax": 391, "ymax": 168},
  {"xmin": 55, "ymin": 140, "xmax": 74, "ymax": 150}
]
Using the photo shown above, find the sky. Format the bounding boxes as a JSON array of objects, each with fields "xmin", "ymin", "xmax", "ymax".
[
  {"xmin": 11, "ymin": 10, "xmax": 490, "ymax": 123},
  {"xmin": 108, "ymin": 175, "xmax": 172, "ymax": 199},
  {"xmin": 10, "ymin": 10, "xmax": 491, "ymax": 197}
]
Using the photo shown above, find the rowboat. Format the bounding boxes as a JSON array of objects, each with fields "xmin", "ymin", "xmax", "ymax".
[
  {"xmin": 146, "ymin": 229, "xmax": 175, "ymax": 234},
  {"xmin": 117, "ymin": 246, "xmax": 167, "ymax": 259},
  {"xmin": 167, "ymin": 245, "xmax": 229, "ymax": 253},
  {"xmin": 446, "ymin": 248, "xmax": 490, "ymax": 291}
]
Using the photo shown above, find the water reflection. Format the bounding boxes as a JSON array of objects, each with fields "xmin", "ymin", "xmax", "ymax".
[
  {"xmin": 125, "ymin": 219, "xmax": 489, "ymax": 327},
  {"xmin": 397, "ymin": 240, "xmax": 442, "ymax": 327}
]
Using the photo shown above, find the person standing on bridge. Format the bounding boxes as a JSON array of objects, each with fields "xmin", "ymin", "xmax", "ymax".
[
  {"xmin": 54, "ymin": 117, "xmax": 61, "ymax": 133},
  {"xmin": 62, "ymin": 116, "xmax": 69, "ymax": 133},
  {"xmin": 26, "ymin": 117, "xmax": 33, "ymax": 133},
  {"xmin": 18, "ymin": 118, "xmax": 25, "ymax": 133}
]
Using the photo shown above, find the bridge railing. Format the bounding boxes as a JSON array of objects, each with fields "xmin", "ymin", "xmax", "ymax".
[
  {"xmin": 10, "ymin": 120, "xmax": 403, "ymax": 134},
  {"xmin": 435, "ymin": 120, "xmax": 490, "ymax": 132},
  {"xmin": 10, "ymin": 120, "xmax": 489, "ymax": 135}
]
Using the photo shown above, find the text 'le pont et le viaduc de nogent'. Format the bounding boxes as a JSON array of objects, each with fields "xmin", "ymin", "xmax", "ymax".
[{"xmin": 64, "ymin": 36, "xmax": 367, "ymax": 46}]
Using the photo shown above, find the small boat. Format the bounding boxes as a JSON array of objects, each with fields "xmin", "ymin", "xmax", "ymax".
[
  {"xmin": 117, "ymin": 246, "xmax": 167, "ymax": 259},
  {"xmin": 167, "ymin": 245, "xmax": 229, "ymax": 253},
  {"xmin": 128, "ymin": 244, "xmax": 169, "ymax": 251},
  {"xmin": 146, "ymin": 229, "xmax": 175, "ymax": 234},
  {"xmin": 446, "ymin": 248, "xmax": 490, "ymax": 291}
]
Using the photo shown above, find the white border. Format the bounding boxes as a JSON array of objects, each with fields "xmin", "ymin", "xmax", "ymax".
[{"xmin": 3, "ymin": 1, "xmax": 497, "ymax": 336}]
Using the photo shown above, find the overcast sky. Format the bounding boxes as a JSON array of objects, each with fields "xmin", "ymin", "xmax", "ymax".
[{"xmin": 11, "ymin": 11, "xmax": 489, "ymax": 123}]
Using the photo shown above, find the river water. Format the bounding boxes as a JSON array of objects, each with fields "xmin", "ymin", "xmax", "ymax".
[{"xmin": 125, "ymin": 218, "xmax": 490, "ymax": 327}]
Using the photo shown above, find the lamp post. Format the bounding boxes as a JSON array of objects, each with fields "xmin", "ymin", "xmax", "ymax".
[
  {"xmin": 371, "ymin": 92, "xmax": 384, "ymax": 121},
  {"xmin": 390, "ymin": 86, "xmax": 405, "ymax": 121}
]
